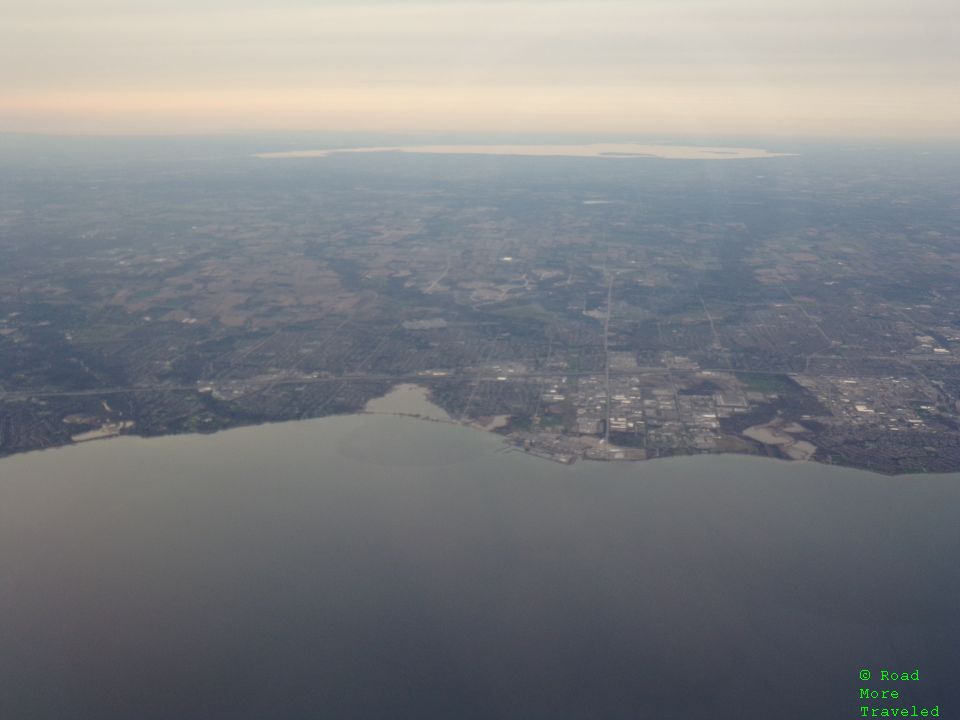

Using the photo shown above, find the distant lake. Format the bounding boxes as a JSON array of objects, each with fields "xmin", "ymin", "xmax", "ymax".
[
  {"xmin": 1, "ymin": 406, "xmax": 958, "ymax": 719},
  {"xmin": 256, "ymin": 143, "xmax": 795, "ymax": 161}
]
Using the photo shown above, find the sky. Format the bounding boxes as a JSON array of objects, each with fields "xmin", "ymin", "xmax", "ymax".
[{"xmin": 2, "ymin": 0, "xmax": 958, "ymax": 138}]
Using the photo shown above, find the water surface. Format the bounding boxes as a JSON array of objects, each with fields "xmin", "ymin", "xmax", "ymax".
[
  {"xmin": 1, "ymin": 412, "xmax": 957, "ymax": 719},
  {"xmin": 256, "ymin": 143, "xmax": 794, "ymax": 161}
]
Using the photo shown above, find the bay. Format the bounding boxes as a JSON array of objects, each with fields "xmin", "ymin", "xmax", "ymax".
[{"xmin": 1, "ymin": 410, "xmax": 958, "ymax": 719}]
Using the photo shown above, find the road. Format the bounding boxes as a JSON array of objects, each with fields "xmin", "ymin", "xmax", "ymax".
[{"xmin": 4, "ymin": 361, "xmax": 954, "ymax": 405}]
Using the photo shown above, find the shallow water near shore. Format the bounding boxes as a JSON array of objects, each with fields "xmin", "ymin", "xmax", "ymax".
[{"xmin": 0, "ymin": 409, "xmax": 958, "ymax": 719}]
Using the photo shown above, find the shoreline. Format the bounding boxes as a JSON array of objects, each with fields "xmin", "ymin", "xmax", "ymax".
[{"xmin": 0, "ymin": 408, "xmax": 944, "ymax": 477}]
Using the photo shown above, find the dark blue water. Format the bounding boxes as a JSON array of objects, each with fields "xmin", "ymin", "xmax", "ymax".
[{"xmin": 1, "ymin": 413, "xmax": 958, "ymax": 719}]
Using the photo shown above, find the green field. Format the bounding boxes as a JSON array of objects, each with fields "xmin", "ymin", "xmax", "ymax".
[{"xmin": 735, "ymin": 372, "xmax": 799, "ymax": 394}]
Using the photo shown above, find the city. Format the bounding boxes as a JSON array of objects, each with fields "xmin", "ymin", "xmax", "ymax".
[{"xmin": 2, "ymin": 143, "xmax": 959, "ymax": 474}]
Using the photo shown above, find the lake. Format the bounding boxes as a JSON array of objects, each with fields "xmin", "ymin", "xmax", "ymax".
[
  {"xmin": 256, "ymin": 143, "xmax": 795, "ymax": 161},
  {"xmin": 1, "ymin": 408, "xmax": 958, "ymax": 719}
]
